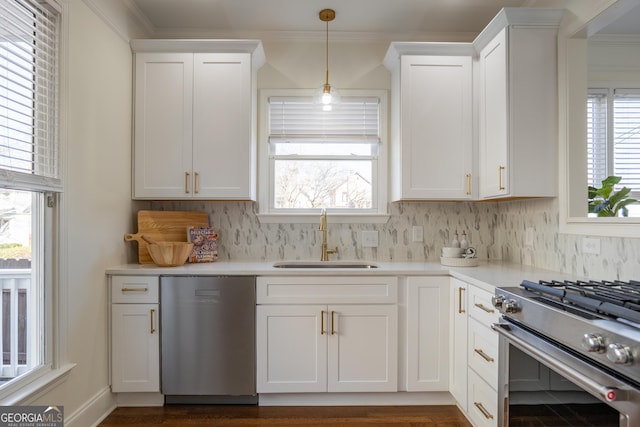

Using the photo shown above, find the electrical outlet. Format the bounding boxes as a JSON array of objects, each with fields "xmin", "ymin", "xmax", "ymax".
[
  {"xmin": 525, "ymin": 227, "xmax": 534, "ymax": 246},
  {"xmin": 362, "ymin": 230, "xmax": 379, "ymax": 248},
  {"xmin": 582, "ymin": 237, "xmax": 601, "ymax": 255},
  {"xmin": 412, "ymin": 226, "xmax": 423, "ymax": 242}
]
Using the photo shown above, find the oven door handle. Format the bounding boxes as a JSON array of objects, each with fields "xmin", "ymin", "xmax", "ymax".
[{"xmin": 492, "ymin": 322, "xmax": 629, "ymax": 403}]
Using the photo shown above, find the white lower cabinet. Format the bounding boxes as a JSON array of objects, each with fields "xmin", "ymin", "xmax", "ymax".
[
  {"xmin": 449, "ymin": 278, "xmax": 468, "ymax": 409},
  {"xmin": 256, "ymin": 276, "xmax": 398, "ymax": 393},
  {"xmin": 110, "ymin": 275, "xmax": 160, "ymax": 393},
  {"xmin": 405, "ymin": 276, "xmax": 450, "ymax": 391},
  {"xmin": 449, "ymin": 279, "xmax": 499, "ymax": 427}
]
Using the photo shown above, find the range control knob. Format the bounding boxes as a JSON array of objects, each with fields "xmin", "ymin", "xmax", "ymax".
[
  {"xmin": 582, "ymin": 333, "xmax": 606, "ymax": 353},
  {"xmin": 503, "ymin": 299, "xmax": 519, "ymax": 314},
  {"xmin": 606, "ymin": 343, "xmax": 634, "ymax": 365},
  {"xmin": 491, "ymin": 295, "xmax": 505, "ymax": 308}
]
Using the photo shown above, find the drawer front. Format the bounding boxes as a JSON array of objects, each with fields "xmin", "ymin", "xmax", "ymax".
[
  {"xmin": 111, "ymin": 275, "xmax": 159, "ymax": 303},
  {"xmin": 468, "ymin": 285, "xmax": 500, "ymax": 325},
  {"xmin": 468, "ymin": 369, "xmax": 498, "ymax": 427},
  {"xmin": 468, "ymin": 318, "xmax": 499, "ymax": 389},
  {"xmin": 256, "ymin": 276, "xmax": 398, "ymax": 304}
]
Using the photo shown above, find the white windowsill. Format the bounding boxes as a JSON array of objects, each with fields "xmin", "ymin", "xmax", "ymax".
[
  {"xmin": 0, "ymin": 363, "xmax": 76, "ymax": 406},
  {"xmin": 257, "ymin": 213, "xmax": 391, "ymax": 224}
]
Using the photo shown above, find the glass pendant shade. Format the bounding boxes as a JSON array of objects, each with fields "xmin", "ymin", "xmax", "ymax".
[{"xmin": 315, "ymin": 82, "xmax": 341, "ymax": 111}]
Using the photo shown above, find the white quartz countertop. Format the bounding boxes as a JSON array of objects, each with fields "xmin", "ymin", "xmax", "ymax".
[{"xmin": 106, "ymin": 260, "xmax": 573, "ymax": 293}]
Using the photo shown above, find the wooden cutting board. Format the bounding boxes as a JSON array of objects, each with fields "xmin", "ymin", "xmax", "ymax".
[{"xmin": 124, "ymin": 210, "xmax": 209, "ymax": 264}]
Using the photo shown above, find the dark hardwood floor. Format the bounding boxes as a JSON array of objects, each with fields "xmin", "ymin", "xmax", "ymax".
[{"xmin": 98, "ymin": 405, "xmax": 472, "ymax": 426}]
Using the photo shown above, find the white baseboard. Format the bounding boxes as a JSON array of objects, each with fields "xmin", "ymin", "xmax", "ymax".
[
  {"xmin": 64, "ymin": 386, "xmax": 116, "ymax": 427},
  {"xmin": 258, "ymin": 391, "xmax": 455, "ymax": 406},
  {"xmin": 115, "ymin": 392, "xmax": 164, "ymax": 407}
]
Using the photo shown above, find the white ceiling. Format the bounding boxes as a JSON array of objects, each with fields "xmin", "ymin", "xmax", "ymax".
[{"xmin": 125, "ymin": 0, "xmax": 543, "ymax": 41}]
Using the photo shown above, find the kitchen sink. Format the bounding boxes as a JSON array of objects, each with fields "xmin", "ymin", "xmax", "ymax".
[{"xmin": 272, "ymin": 261, "xmax": 378, "ymax": 269}]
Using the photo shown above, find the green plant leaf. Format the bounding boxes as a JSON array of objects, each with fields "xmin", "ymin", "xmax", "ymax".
[{"xmin": 602, "ymin": 175, "xmax": 622, "ymax": 187}]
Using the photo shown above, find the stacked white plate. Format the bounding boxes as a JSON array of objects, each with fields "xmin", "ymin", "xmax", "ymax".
[{"xmin": 440, "ymin": 247, "xmax": 479, "ymax": 267}]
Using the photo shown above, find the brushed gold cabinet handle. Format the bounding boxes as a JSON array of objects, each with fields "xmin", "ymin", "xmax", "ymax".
[
  {"xmin": 185, "ymin": 172, "xmax": 190, "ymax": 193},
  {"xmin": 474, "ymin": 303, "xmax": 495, "ymax": 314},
  {"xmin": 466, "ymin": 173, "xmax": 471, "ymax": 195},
  {"xmin": 194, "ymin": 172, "xmax": 199, "ymax": 194},
  {"xmin": 474, "ymin": 402, "xmax": 494, "ymax": 420},
  {"xmin": 458, "ymin": 287, "xmax": 466, "ymax": 314},
  {"xmin": 498, "ymin": 165, "xmax": 505, "ymax": 190},
  {"xmin": 331, "ymin": 311, "xmax": 336, "ymax": 335},
  {"xmin": 121, "ymin": 287, "xmax": 148, "ymax": 292},
  {"xmin": 474, "ymin": 348, "xmax": 495, "ymax": 363},
  {"xmin": 321, "ymin": 310, "xmax": 325, "ymax": 335},
  {"xmin": 150, "ymin": 309, "xmax": 156, "ymax": 334}
]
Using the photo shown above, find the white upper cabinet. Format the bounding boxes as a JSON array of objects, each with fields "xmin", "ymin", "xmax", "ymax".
[
  {"xmin": 131, "ymin": 40, "xmax": 264, "ymax": 200},
  {"xmin": 385, "ymin": 8, "xmax": 562, "ymax": 202},
  {"xmin": 385, "ymin": 46, "xmax": 474, "ymax": 201},
  {"xmin": 476, "ymin": 10, "xmax": 563, "ymax": 199}
]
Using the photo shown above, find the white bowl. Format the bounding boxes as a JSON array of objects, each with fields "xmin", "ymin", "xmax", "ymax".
[{"xmin": 442, "ymin": 247, "xmax": 465, "ymax": 258}]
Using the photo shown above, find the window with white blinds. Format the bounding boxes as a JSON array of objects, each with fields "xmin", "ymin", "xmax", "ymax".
[
  {"xmin": 0, "ymin": 0, "xmax": 60, "ymax": 395},
  {"xmin": 0, "ymin": 0, "xmax": 61, "ymax": 192},
  {"xmin": 269, "ymin": 96, "xmax": 380, "ymax": 144},
  {"xmin": 613, "ymin": 89, "xmax": 640, "ymax": 194},
  {"xmin": 267, "ymin": 95, "xmax": 381, "ymax": 212},
  {"xmin": 587, "ymin": 87, "xmax": 640, "ymax": 209},
  {"xmin": 587, "ymin": 89, "xmax": 608, "ymax": 187}
]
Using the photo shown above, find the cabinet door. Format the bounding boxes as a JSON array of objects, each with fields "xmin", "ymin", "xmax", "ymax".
[
  {"xmin": 256, "ymin": 305, "xmax": 327, "ymax": 393},
  {"xmin": 479, "ymin": 28, "xmax": 509, "ymax": 199},
  {"xmin": 111, "ymin": 304, "xmax": 159, "ymax": 392},
  {"xmin": 396, "ymin": 55, "xmax": 473, "ymax": 200},
  {"xmin": 193, "ymin": 53, "xmax": 254, "ymax": 199},
  {"xmin": 327, "ymin": 304, "xmax": 397, "ymax": 392},
  {"xmin": 449, "ymin": 278, "xmax": 468, "ymax": 408},
  {"xmin": 133, "ymin": 53, "xmax": 193, "ymax": 199},
  {"xmin": 406, "ymin": 276, "xmax": 449, "ymax": 391}
]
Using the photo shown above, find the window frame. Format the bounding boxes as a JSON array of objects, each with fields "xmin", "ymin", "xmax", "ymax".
[
  {"xmin": 257, "ymin": 89, "xmax": 390, "ymax": 224},
  {"xmin": 0, "ymin": 0, "xmax": 71, "ymax": 403},
  {"xmin": 586, "ymin": 83, "xmax": 640, "ymax": 217}
]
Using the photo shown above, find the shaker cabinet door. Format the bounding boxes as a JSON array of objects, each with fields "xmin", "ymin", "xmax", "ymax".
[
  {"xmin": 111, "ymin": 303, "xmax": 160, "ymax": 393},
  {"xmin": 405, "ymin": 276, "xmax": 450, "ymax": 391},
  {"xmin": 192, "ymin": 53, "xmax": 254, "ymax": 199},
  {"xmin": 327, "ymin": 304, "xmax": 397, "ymax": 392},
  {"xmin": 256, "ymin": 305, "xmax": 328, "ymax": 393},
  {"xmin": 133, "ymin": 53, "xmax": 193, "ymax": 199},
  {"xmin": 393, "ymin": 55, "xmax": 473, "ymax": 200}
]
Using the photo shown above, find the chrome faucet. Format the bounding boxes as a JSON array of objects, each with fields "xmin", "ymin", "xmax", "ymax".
[{"xmin": 319, "ymin": 209, "xmax": 338, "ymax": 261}]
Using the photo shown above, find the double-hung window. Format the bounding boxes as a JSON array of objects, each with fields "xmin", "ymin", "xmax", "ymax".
[
  {"xmin": 587, "ymin": 87, "xmax": 640, "ymax": 216},
  {"xmin": 0, "ymin": 0, "xmax": 61, "ymax": 395},
  {"xmin": 261, "ymin": 90, "xmax": 387, "ymax": 219}
]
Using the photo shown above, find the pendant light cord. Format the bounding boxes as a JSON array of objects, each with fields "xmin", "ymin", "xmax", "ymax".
[{"xmin": 325, "ymin": 19, "xmax": 329, "ymax": 86}]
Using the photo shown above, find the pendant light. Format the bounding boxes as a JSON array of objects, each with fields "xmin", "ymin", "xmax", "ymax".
[{"xmin": 315, "ymin": 8, "xmax": 340, "ymax": 111}]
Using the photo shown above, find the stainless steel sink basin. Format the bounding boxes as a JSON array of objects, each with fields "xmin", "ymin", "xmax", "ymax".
[{"xmin": 273, "ymin": 261, "xmax": 378, "ymax": 269}]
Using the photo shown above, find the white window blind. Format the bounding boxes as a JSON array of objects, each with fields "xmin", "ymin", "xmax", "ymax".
[
  {"xmin": 587, "ymin": 89, "xmax": 608, "ymax": 187},
  {"xmin": 613, "ymin": 89, "xmax": 640, "ymax": 193},
  {"xmin": 0, "ymin": 0, "xmax": 61, "ymax": 192},
  {"xmin": 269, "ymin": 96, "xmax": 380, "ymax": 144}
]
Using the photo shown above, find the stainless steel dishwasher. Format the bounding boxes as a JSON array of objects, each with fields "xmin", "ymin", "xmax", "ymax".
[{"xmin": 160, "ymin": 276, "xmax": 256, "ymax": 404}]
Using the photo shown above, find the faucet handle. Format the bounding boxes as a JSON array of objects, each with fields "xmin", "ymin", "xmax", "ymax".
[{"xmin": 327, "ymin": 247, "xmax": 338, "ymax": 255}]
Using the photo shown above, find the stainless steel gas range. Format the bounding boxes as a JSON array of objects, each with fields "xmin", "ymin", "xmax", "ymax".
[{"xmin": 492, "ymin": 279, "xmax": 640, "ymax": 427}]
